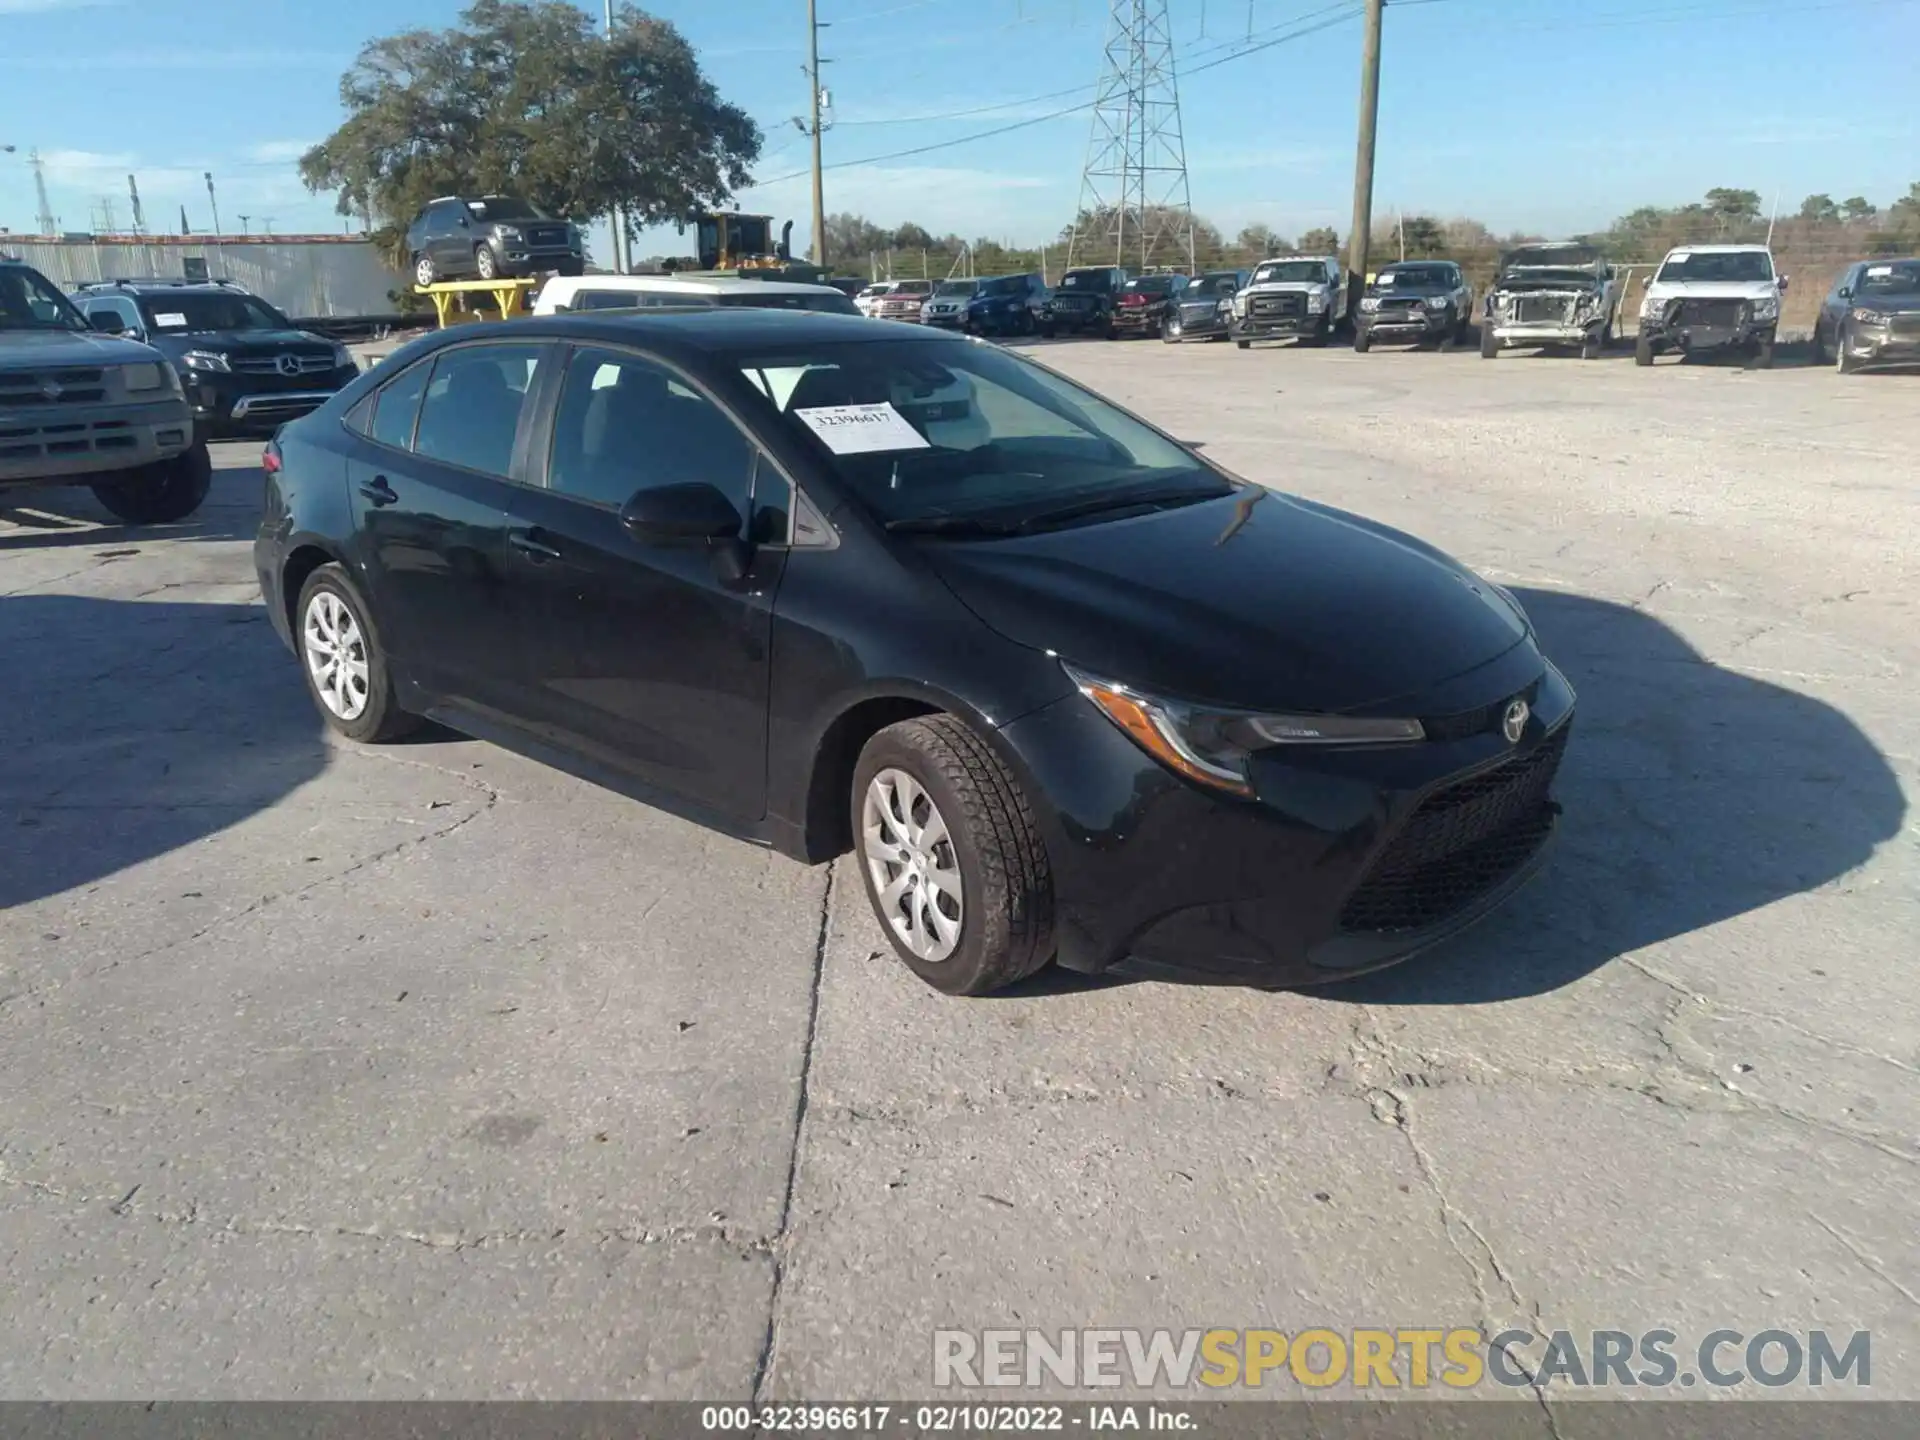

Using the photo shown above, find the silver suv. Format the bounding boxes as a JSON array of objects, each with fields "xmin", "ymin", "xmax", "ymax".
[{"xmin": 0, "ymin": 259, "xmax": 208, "ymax": 524}]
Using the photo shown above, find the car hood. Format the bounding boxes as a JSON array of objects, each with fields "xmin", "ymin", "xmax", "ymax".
[
  {"xmin": 0, "ymin": 328, "xmax": 163, "ymax": 366},
  {"xmin": 920, "ymin": 489, "xmax": 1530, "ymax": 713},
  {"xmin": 1855, "ymin": 292, "xmax": 1920, "ymax": 313},
  {"xmin": 1646, "ymin": 280, "xmax": 1777, "ymax": 303},
  {"xmin": 1369, "ymin": 283, "xmax": 1451, "ymax": 299},
  {"xmin": 148, "ymin": 327, "xmax": 333, "ymax": 353},
  {"xmin": 1242, "ymin": 280, "xmax": 1326, "ymax": 295}
]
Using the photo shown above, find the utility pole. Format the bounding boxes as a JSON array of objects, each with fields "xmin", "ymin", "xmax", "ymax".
[
  {"xmin": 805, "ymin": 0, "xmax": 829, "ymax": 267},
  {"xmin": 127, "ymin": 174, "xmax": 147, "ymax": 235},
  {"xmin": 204, "ymin": 172, "xmax": 222, "ymax": 235},
  {"xmin": 238, "ymin": 215, "xmax": 250, "ymax": 235},
  {"xmin": 605, "ymin": 0, "xmax": 628, "ymax": 274},
  {"xmin": 17, "ymin": 148, "xmax": 58, "ymax": 235},
  {"xmin": 1345, "ymin": 0, "xmax": 1384, "ymax": 311}
]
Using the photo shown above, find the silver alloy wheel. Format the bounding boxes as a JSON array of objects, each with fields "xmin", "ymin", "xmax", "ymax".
[
  {"xmin": 414, "ymin": 255, "xmax": 434, "ymax": 287},
  {"xmin": 303, "ymin": 590, "xmax": 372, "ymax": 722},
  {"xmin": 1835, "ymin": 323, "xmax": 1848, "ymax": 372},
  {"xmin": 476, "ymin": 246, "xmax": 497, "ymax": 280},
  {"xmin": 862, "ymin": 767, "xmax": 963, "ymax": 962}
]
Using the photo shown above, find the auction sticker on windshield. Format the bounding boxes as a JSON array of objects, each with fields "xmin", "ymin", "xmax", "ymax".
[
  {"xmin": 796, "ymin": 402, "xmax": 932, "ymax": 455},
  {"xmin": 153, "ymin": 313, "xmax": 187, "ymax": 328}
]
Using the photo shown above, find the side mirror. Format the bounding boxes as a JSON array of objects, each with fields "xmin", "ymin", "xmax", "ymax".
[
  {"xmin": 1778, "ymin": 275, "xmax": 1790, "ymax": 292},
  {"xmin": 619, "ymin": 482, "xmax": 743, "ymax": 547},
  {"xmin": 1837, "ymin": 285, "xmax": 1852, "ymax": 300},
  {"xmin": 89, "ymin": 312, "xmax": 126, "ymax": 334}
]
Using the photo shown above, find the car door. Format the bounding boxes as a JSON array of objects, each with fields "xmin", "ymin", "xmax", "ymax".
[
  {"xmin": 1825, "ymin": 264, "xmax": 1864, "ymax": 344},
  {"xmin": 345, "ymin": 339, "xmax": 554, "ymax": 719},
  {"xmin": 431, "ymin": 202, "xmax": 470, "ymax": 273},
  {"xmin": 492, "ymin": 342, "xmax": 786, "ymax": 823}
]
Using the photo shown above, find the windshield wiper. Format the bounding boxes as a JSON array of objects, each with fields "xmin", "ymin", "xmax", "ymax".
[
  {"xmin": 1013, "ymin": 483, "xmax": 1228, "ymax": 533},
  {"xmin": 883, "ymin": 514, "xmax": 1027, "ymax": 537}
]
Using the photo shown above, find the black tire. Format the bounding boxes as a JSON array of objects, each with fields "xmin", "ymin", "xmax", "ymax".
[
  {"xmin": 557, "ymin": 259, "xmax": 585, "ymax": 278},
  {"xmin": 293, "ymin": 563, "xmax": 421, "ymax": 744},
  {"xmin": 1809, "ymin": 318, "xmax": 1829, "ymax": 366},
  {"xmin": 1580, "ymin": 333, "xmax": 1601, "ymax": 360},
  {"xmin": 1039, "ymin": 325, "xmax": 1055, "ymax": 339},
  {"xmin": 1235, "ymin": 338, "xmax": 1251, "ymax": 350},
  {"xmin": 1104, "ymin": 324, "xmax": 1118, "ymax": 341},
  {"xmin": 1307, "ymin": 313, "xmax": 1332, "ymax": 347},
  {"xmin": 851, "ymin": 715, "xmax": 1054, "ymax": 996},
  {"xmin": 1161, "ymin": 319, "xmax": 1181, "ymax": 343},
  {"xmin": 1353, "ymin": 328, "xmax": 1371, "ymax": 353},
  {"xmin": 1751, "ymin": 338, "xmax": 1775, "ymax": 370},
  {"xmin": 91, "ymin": 442, "xmax": 212, "ymax": 524},
  {"xmin": 1836, "ymin": 323, "xmax": 1861, "ymax": 374},
  {"xmin": 412, "ymin": 252, "xmax": 436, "ymax": 288},
  {"xmin": 1635, "ymin": 334, "xmax": 1656, "ymax": 366},
  {"xmin": 1480, "ymin": 325, "xmax": 1498, "ymax": 359},
  {"xmin": 475, "ymin": 245, "xmax": 499, "ymax": 281}
]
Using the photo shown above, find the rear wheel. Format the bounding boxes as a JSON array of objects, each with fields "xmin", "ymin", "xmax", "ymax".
[
  {"xmin": 853, "ymin": 716, "xmax": 1054, "ymax": 996},
  {"xmin": 91, "ymin": 443, "xmax": 212, "ymax": 524},
  {"xmin": 295, "ymin": 563, "xmax": 420, "ymax": 744},
  {"xmin": 412, "ymin": 253, "xmax": 437, "ymax": 288}
]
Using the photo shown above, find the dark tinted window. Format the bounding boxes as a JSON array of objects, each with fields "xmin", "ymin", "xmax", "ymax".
[
  {"xmin": 569, "ymin": 289, "xmax": 716, "ymax": 312},
  {"xmin": 547, "ymin": 347, "xmax": 754, "ymax": 515},
  {"xmin": 1058, "ymin": 269, "xmax": 1114, "ymax": 291},
  {"xmin": 712, "ymin": 291, "xmax": 859, "ymax": 315},
  {"xmin": 368, "ymin": 359, "xmax": 432, "ymax": 450},
  {"xmin": 469, "ymin": 197, "xmax": 545, "ymax": 223},
  {"xmin": 412, "ymin": 343, "xmax": 544, "ymax": 477},
  {"xmin": 138, "ymin": 291, "xmax": 286, "ymax": 333}
]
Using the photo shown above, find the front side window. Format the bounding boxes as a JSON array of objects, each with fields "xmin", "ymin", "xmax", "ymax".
[
  {"xmin": 0, "ymin": 266, "xmax": 88, "ymax": 332},
  {"xmin": 83, "ymin": 295, "xmax": 143, "ymax": 332},
  {"xmin": 735, "ymin": 339, "xmax": 1230, "ymax": 532},
  {"xmin": 412, "ymin": 343, "xmax": 546, "ymax": 477},
  {"xmin": 547, "ymin": 346, "xmax": 755, "ymax": 515}
]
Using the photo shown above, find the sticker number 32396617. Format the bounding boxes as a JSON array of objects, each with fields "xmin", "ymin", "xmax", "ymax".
[{"xmin": 794, "ymin": 402, "xmax": 932, "ymax": 455}]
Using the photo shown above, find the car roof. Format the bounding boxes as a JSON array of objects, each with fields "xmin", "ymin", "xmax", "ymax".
[
  {"xmin": 1256, "ymin": 255, "xmax": 1333, "ymax": 264},
  {"xmin": 443, "ymin": 308, "xmax": 963, "ymax": 354},
  {"xmin": 1664, "ymin": 243, "xmax": 1772, "ymax": 256},
  {"xmin": 548, "ymin": 274, "xmax": 843, "ymax": 297},
  {"xmin": 76, "ymin": 281, "xmax": 249, "ymax": 294}
]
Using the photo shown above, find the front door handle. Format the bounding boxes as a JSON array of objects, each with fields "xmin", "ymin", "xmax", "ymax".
[
  {"xmin": 358, "ymin": 476, "xmax": 398, "ymax": 507},
  {"xmin": 509, "ymin": 529, "xmax": 562, "ymax": 562}
]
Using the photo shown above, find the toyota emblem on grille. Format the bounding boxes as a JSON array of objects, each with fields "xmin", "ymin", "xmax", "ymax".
[
  {"xmin": 276, "ymin": 354, "xmax": 302, "ymax": 377},
  {"xmin": 1502, "ymin": 698, "xmax": 1530, "ymax": 744}
]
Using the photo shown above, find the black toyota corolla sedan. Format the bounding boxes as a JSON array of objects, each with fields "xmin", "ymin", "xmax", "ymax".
[{"xmin": 256, "ymin": 310, "xmax": 1574, "ymax": 995}]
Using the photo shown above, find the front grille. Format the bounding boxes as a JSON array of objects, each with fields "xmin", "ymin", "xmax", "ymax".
[
  {"xmin": 525, "ymin": 226, "xmax": 569, "ymax": 247},
  {"xmin": 1889, "ymin": 314, "xmax": 1920, "ymax": 338},
  {"xmin": 1511, "ymin": 294, "xmax": 1577, "ymax": 324},
  {"xmin": 1338, "ymin": 725, "xmax": 1569, "ymax": 933},
  {"xmin": 0, "ymin": 368, "xmax": 108, "ymax": 405},
  {"xmin": 1251, "ymin": 293, "xmax": 1307, "ymax": 318},
  {"xmin": 1420, "ymin": 681, "xmax": 1540, "ymax": 743},
  {"xmin": 1675, "ymin": 298, "xmax": 1744, "ymax": 329},
  {"xmin": 0, "ymin": 416, "xmax": 139, "ymax": 463},
  {"xmin": 232, "ymin": 353, "xmax": 335, "ymax": 376},
  {"xmin": 1053, "ymin": 294, "xmax": 1096, "ymax": 310}
]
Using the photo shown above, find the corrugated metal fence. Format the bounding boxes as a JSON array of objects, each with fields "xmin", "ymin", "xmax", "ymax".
[{"xmin": 6, "ymin": 238, "xmax": 405, "ymax": 319}]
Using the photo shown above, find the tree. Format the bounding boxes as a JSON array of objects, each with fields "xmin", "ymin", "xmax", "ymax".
[
  {"xmin": 1798, "ymin": 193, "xmax": 1839, "ymax": 223},
  {"xmin": 824, "ymin": 212, "xmax": 894, "ymax": 261},
  {"xmin": 1298, "ymin": 225, "xmax": 1339, "ymax": 255},
  {"xmin": 1235, "ymin": 223, "xmax": 1288, "ymax": 259},
  {"xmin": 1889, "ymin": 181, "xmax": 1920, "ymax": 229},
  {"xmin": 1703, "ymin": 187, "xmax": 1762, "ymax": 230},
  {"xmin": 1840, "ymin": 195, "xmax": 1877, "ymax": 224},
  {"xmin": 299, "ymin": 0, "xmax": 759, "ymax": 247}
]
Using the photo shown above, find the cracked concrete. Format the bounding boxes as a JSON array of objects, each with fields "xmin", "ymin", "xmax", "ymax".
[{"xmin": 2, "ymin": 349, "xmax": 1916, "ymax": 1411}]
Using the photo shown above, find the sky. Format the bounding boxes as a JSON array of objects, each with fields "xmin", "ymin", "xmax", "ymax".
[{"xmin": 4, "ymin": 0, "xmax": 1918, "ymax": 262}]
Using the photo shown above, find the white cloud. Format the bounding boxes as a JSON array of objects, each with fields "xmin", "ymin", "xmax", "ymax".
[
  {"xmin": 0, "ymin": 0, "xmax": 120, "ymax": 13},
  {"xmin": 245, "ymin": 140, "xmax": 317, "ymax": 165}
]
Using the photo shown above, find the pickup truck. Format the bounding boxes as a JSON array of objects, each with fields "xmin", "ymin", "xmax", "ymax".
[{"xmin": 1, "ymin": 258, "xmax": 210, "ymax": 523}]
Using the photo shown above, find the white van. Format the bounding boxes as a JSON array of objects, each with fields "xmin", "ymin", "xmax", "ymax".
[{"xmin": 533, "ymin": 273, "xmax": 861, "ymax": 317}]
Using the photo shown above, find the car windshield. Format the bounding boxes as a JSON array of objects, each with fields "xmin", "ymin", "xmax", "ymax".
[
  {"xmin": 894, "ymin": 281, "xmax": 932, "ymax": 295},
  {"xmin": 139, "ymin": 292, "xmax": 287, "ymax": 332},
  {"xmin": 1057, "ymin": 270, "xmax": 1113, "ymax": 291},
  {"xmin": 713, "ymin": 291, "xmax": 859, "ymax": 314},
  {"xmin": 0, "ymin": 266, "xmax": 87, "ymax": 332},
  {"xmin": 1857, "ymin": 261, "xmax": 1920, "ymax": 295},
  {"xmin": 1376, "ymin": 266, "xmax": 1451, "ymax": 289},
  {"xmin": 470, "ymin": 198, "xmax": 546, "ymax": 222},
  {"xmin": 975, "ymin": 276, "xmax": 1024, "ymax": 296},
  {"xmin": 1656, "ymin": 250, "xmax": 1774, "ymax": 283},
  {"xmin": 934, "ymin": 281, "xmax": 977, "ymax": 297},
  {"xmin": 1191, "ymin": 272, "xmax": 1241, "ymax": 294},
  {"xmin": 1504, "ymin": 245, "xmax": 1600, "ymax": 273},
  {"xmin": 1124, "ymin": 276, "xmax": 1178, "ymax": 293},
  {"xmin": 858, "ymin": 285, "xmax": 890, "ymax": 298},
  {"xmin": 735, "ymin": 338, "xmax": 1231, "ymax": 531},
  {"xmin": 1252, "ymin": 261, "xmax": 1324, "ymax": 284}
]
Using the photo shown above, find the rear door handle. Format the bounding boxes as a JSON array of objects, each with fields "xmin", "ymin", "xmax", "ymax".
[
  {"xmin": 358, "ymin": 476, "xmax": 397, "ymax": 506},
  {"xmin": 509, "ymin": 528, "xmax": 562, "ymax": 562}
]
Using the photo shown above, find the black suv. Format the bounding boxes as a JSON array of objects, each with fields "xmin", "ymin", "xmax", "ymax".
[
  {"xmin": 406, "ymin": 196, "xmax": 585, "ymax": 287},
  {"xmin": 1041, "ymin": 266, "xmax": 1131, "ymax": 338},
  {"xmin": 71, "ymin": 279, "xmax": 360, "ymax": 440}
]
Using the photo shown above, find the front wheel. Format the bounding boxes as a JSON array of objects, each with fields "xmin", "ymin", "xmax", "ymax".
[
  {"xmin": 1751, "ymin": 337, "xmax": 1775, "ymax": 369},
  {"xmin": 1235, "ymin": 338, "xmax": 1251, "ymax": 350},
  {"xmin": 474, "ymin": 245, "xmax": 499, "ymax": 281},
  {"xmin": 91, "ymin": 443, "xmax": 212, "ymax": 524},
  {"xmin": 1635, "ymin": 334, "xmax": 1656, "ymax": 366},
  {"xmin": 295, "ymin": 563, "xmax": 421, "ymax": 744},
  {"xmin": 853, "ymin": 716, "xmax": 1054, "ymax": 996},
  {"xmin": 1162, "ymin": 317, "xmax": 1182, "ymax": 343},
  {"xmin": 1039, "ymin": 325, "xmax": 1055, "ymax": 339},
  {"xmin": 1836, "ymin": 324, "xmax": 1861, "ymax": 374},
  {"xmin": 1353, "ymin": 328, "xmax": 1372, "ymax": 353}
]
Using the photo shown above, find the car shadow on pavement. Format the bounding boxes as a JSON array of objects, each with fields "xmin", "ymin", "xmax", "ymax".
[
  {"xmin": 0, "ymin": 595, "xmax": 326, "ymax": 911},
  {"xmin": 1336, "ymin": 587, "xmax": 1906, "ymax": 1005},
  {"xmin": 0, "ymin": 479, "xmax": 260, "ymax": 551}
]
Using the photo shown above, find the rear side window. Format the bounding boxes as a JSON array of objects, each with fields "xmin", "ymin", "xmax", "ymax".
[
  {"xmin": 412, "ymin": 343, "xmax": 546, "ymax": 477},
  {"xmin": 368, "ymin": 360, "xmax": 431, "ymax": 450}
]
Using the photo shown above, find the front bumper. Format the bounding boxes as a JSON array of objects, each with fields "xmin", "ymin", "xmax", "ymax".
[
  {"xmin": 1843, "ymin": 319, "xmax": 1920, "ymax": 368},
  {"xmin": 0, "ymin": 395, "xmax": 194, "ymax": 486},
  {"xmin": 184, "ymin": 366, "xmax": 358, "ymax": 437},
  {"xmin": 1044, "ymin": 305, "xmax": 1112, "ymax": 333},
  {"xmin": 874, "ymin": 306, "xmax": 924, "ymax": 323},
  {"xmin": 997, "ymin": 646, "xmax": 1575, "ymax": 986},
  {"xmin": 1111, "ymin": 307, "xmax": 1168, "ymax": 332},
  {"xmin": 496, "ymin": 245, "xmax": 583, "ymax": 278},
  {"xmin": 1640, "ymin": 308, "xmax": 1775, "ymax": 352},
  {"xmin": 1486, "ymin": 318, "xmax": 1604, "ymax": 348},
  {"xmin": 922, "ymin": 309, "xmax": 967, "ymax": 329},
  {"xmin": 1170, "ymin": 307, "xmax": 1231, "ymax": 338},
  {"xmin": 1231, "ymin": 309, "xmax": 1329, "ymax": 340},
  {"xmin": 1358, "ymin": 306, "xmax": 1452, "ymax": 340}
]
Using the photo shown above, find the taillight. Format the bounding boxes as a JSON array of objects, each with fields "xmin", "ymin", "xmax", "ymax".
[
  {"xmin": 262, "ymin": 442, "xmax": 282, "ymax": 475},
  {"xmin": 1120, "ymin": 293, "xmax": 1146, "ymax": 307}
]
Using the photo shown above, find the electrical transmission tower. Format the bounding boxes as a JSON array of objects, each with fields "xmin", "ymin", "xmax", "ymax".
[{"xmin": 1066, "ymin": 0, "xmax": 1195, "ymax": 273}]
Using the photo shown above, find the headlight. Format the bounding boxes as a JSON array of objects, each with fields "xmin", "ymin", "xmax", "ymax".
[
  {"xmin": 1359, "ymin": 296, "xmax": 1380, "ymax": 313},
  {"xmin": 121, "ymin": 362, "xmax": 166, "ymax": 391},
  {"xmin": 329, "ymin": 341, "xmax": 355, "ymax": 370},
  {"xmin": 1066, "ymin": 664, "xmax": 1424, "ymax": 799},
  {"xmin": 1749, "ymin": 295, "xmax": 1778, "ymax": 321},
  {"xmin": 1305, "ymin": 288, "xmax": 1328, "ymax": 313},
  {"xmin": 179, "ymin": 350, "xmax": 230, "ymax": 373},
  {"xmin": 497, "ymin": 225, "xmax": 524, "ymax": 241},
  {"xmin": 1853, "ymin": 307, "xmax": 1890, "ymax": 326},
  {"xmin": 1231, "ymin": 295, "xmax": 1247, "ymax": 316},
  {"xmin": 1640, "ymin": 294, "xmax": 1664, "ymax": 318}
]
